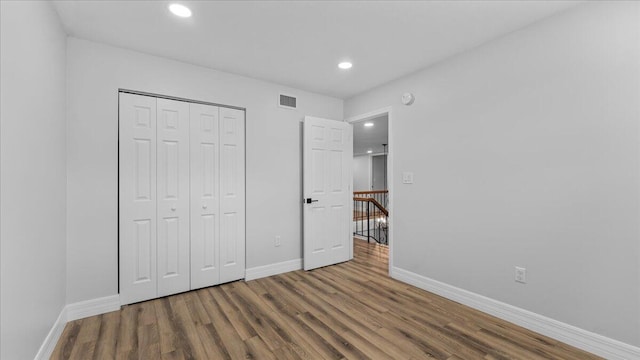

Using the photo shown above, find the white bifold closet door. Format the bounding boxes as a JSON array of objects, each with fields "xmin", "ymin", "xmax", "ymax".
[
  {"xmin": 189, "ymin": 103, "xmax": 220, "ymax": 290},
  {"xmin": 156, "ymin": 99, "xmax": 190, "ymax": 297},
  {"xmin": 219, "ymin": 107, "xmax": 246, "ymax": 283},
  {"xmin": 119, "ymin": 93, "xmax": 158, "ymax": 305},
  {"xmin": 119, "ymin": 92, "xmax": 245, "ymax": 305}
]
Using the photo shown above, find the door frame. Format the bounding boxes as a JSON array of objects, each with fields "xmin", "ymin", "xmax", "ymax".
[{"xmin": 345, "ymin": 107, "xmax": 393, "ymax": 274}]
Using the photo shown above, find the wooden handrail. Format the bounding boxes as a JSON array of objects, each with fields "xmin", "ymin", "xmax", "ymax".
[
  {"xmin": 353, "ymin": 190, "xmax": 388, "ymax": 195},
  {"xmin": 353, "ymin": 197, "xmax": 388, "ymax": 216}
]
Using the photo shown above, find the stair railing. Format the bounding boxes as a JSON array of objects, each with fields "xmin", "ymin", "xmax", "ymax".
[
  {"xmin": 353, "ymin": 190, "xmax": 388, "ymax": 209},
  {"xmin": 353, "ymin": 191, "xmax": 388, "ymax": 245}
]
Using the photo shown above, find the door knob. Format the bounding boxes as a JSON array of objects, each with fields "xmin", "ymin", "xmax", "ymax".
[
  {"xmin": 305, "ymin": 198, "xmax": 318, "ymax": 204},
  {"xmin": 171, "ymin": 206, "xmax": 176, "ymax": 211},
  {"xmin": 202, "ymin": 204, "xmax": 207, "ymax": 209}
]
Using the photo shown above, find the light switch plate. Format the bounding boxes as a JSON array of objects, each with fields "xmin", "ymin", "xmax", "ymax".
[{"xmin": 402, "ymin": 172, "xmax": 414, "ymax": 184}]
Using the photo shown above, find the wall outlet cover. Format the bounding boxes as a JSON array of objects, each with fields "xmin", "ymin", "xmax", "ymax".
[{"xmin": 515, "ymin": 267, "xmax": 526, "ymax": 283}]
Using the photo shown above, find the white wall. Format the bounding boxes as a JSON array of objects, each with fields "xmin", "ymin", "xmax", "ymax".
[
  {"xmin": 0, "ymin": 1, "xmax": 68, "ymax": 359},
  {"xmin": 353, "ymin": 155, "xmax": 371, "ymax": 191},
  {"xmin": 345, "ymin": 1, "xmax": 640, "ymax": 347},
  {"xmin": 66, "ymin": 38, "xmax": 343, "ymax": 303}
]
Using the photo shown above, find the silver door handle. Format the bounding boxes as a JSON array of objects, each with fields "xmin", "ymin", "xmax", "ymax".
[
  {"xmin": 171, "ymin": 206, "xmax": 176, "ymax": 211},
  {"xmin": 202, "ymin": 204, "xmax": 207, "ymax": 209}
]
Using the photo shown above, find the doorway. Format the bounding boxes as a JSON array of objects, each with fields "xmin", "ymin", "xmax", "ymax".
[{"xmin": 347, "ymin": 108, "xmax": 392, "ymax": 274}]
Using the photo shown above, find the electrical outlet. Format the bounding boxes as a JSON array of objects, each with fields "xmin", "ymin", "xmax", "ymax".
[
  {"xmin": 515, "ymin": 267, "xmax": 526, "ymax": 283},
  {"xmin": 275, "ymin": 235, "xmax": 281, "ymax": 247}
]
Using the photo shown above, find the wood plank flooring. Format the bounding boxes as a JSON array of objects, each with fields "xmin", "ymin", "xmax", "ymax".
[{"xmin": 52, "ymin": 240, "xmax": 601, "ymax": 359}]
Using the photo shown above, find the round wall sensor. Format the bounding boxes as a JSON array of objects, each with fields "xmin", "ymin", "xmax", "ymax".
[{"xmin": 402, "ymin": 92, "xmax": 415, "ymax": 105}]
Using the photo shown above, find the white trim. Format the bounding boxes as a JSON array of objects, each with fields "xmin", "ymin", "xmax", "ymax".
[
  {"xmin": 392, "ymin": 266, "xmax": 640, "ymax": 360},
  {"xmin": 349, "ymin": 123, "xmax": 354, "ymax": 260},
  {"xmin": 34, "ymin": 307, "xmax": 67, "ymax": 360},
  {"xmin": 245, "ymin": 258, "xmax": 302, "ymax": 281},
  {"xmin": 361, "ymin": 151, "xmax": 386, "ymax": 157},
  {"xmin": 345, "ymin": 106, "xmax": 392, "ymax": 124},
  {"xmin": 66, "ymin": 295, "xmax": 121, "ymax": 322},
  {"xmin": 346, "ymin": 106, "xmax": 394, "ymax": 273},
  {"xmin": 35, "ymin": 295, "xmax": 121, "ymax": 359}
]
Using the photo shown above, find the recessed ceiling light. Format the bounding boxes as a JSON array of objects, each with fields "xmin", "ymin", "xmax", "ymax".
[
  {"xmin": 367, "ymin": 150, "xmax": 373, "ymax": 154},
  {"xmin": 338, "ymin": 62, "xmax": 353, "ymax": 70},
  {"xmin": 364, "ymin": 122, "xmax": 374, "ymax": 127},
  {"xmin": 169, "ymin": 3, "xmax": 192, "ymax": 18}
]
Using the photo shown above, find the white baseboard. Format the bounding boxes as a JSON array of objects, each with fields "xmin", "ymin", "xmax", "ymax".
[
  {"xmin": 34, "ymin": 307, "xmax": 67, "ymax": 360},
  {"xmin": 392, "ymin": 266, "xmax": 640, "ymax": 360},
  {"xmin": 66, "ymin": 294, "xmax": 121, "ymax": 321},
  {"xmin": 245, "ymin": 258, "xmax": 302, "ymax": 281},
  {"xmin": 34, "ymin": 295, "xmax": 121, "ymax": 360}
]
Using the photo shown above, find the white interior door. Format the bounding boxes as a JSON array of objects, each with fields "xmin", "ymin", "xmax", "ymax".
[
  {"xmin": 190, "ymin": 103, "xmax": 221, "ymax": 289},
  {"xmin": 119, "ymin": 93, "xmax": 158, "ymax": 304},
  {"xmin": 156, "ymin": 98, "xmax": 190, "ymax": 297},
  {"xmin": 219, "ymin": 107, "xmax": 246, "ymax": 283},
  {"xmin": 303, "ymin": 116, "xmax": 353, "ymax": 271}
]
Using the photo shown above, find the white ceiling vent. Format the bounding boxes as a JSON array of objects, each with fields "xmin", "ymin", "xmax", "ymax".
[{"xmin": 279, "ymin": 94, "xmax": 297, "ymax": 109}]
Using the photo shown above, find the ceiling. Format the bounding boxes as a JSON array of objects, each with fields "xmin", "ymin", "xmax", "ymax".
[
  {"xmin": 353, "ymin": 115, "xmax": 388, "ymax": 156},
  {"xmin": 52, "ymin": 1, "xmax": 580, "ymax": 99}
]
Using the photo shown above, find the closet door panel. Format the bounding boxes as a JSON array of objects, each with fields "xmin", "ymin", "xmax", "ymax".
[
  {"xmin": 119, "ymin": 93, "xmax": 157, "ymax": 305},
  {"xmin": 156, "ymin": 98, "xmax": 191, "ymax": 296},
  {"xmin": 219, "ymin": 108, "xmax": 245, "ymax": 283},
  {"xmin": 190, "ymin": 103, "xmax": 220, "ymax": 289}
]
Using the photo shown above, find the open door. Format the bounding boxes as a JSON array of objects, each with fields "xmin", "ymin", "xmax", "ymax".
[{"xmin": 303, "ymin": 116, "xmax": 353, "ymax": 270}]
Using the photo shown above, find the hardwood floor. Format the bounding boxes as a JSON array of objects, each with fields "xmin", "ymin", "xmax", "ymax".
[{"xmin": 52, "ymin": 240, "xmax": 601, "ymax": 359}]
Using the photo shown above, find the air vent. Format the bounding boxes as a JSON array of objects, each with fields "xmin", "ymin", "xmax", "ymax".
[{"xmin": 279, "ymin": 94, "xmax": 297, "ymax": 109}]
